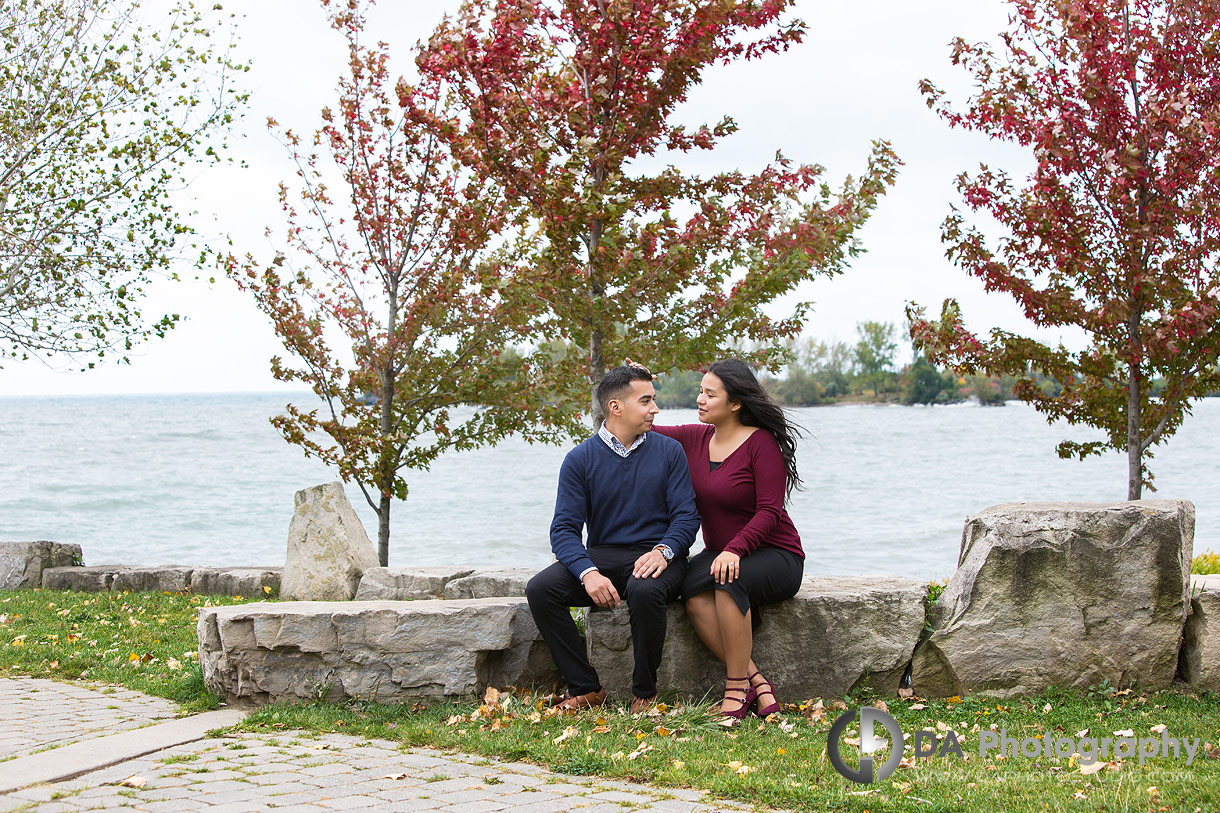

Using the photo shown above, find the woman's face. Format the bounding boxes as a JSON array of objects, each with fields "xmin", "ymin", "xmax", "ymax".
[{"xmin": 696, "ymin": 372, "xmax": 739, "ymax": 425}]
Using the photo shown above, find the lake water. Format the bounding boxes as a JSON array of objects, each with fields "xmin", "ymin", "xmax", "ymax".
[{"xmin": 0, "ymin": 393, "xmax": 1215, "ymax": 580}]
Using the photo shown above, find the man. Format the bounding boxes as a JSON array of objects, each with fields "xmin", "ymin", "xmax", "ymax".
[{"xmin": 526, "ymin": 365, "xmax": 700, "ymax": 714}]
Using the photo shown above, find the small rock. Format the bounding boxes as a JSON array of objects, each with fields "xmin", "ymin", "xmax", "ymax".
[
  {"xmin": 281, "ymin": 483, "xmax": 379, "ymax": 601},
  {"xmin": 0, "ymin": 541, "xmax": 83, "ymax": 590}
]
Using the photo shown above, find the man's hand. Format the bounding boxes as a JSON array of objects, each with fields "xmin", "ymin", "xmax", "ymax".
[
  {"xmin": 582, "ymin": 571, "xmax": 621, "ymax": 608},
  {"xmin": 632, "ymin": 548, "xmax": 668, "ymax": 579},
  {"xmin": 711, "ymin": 551, "xmax": 742, "ymax": 585}
]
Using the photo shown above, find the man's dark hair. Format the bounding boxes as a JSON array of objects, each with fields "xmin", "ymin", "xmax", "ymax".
[{"xmin": 595, "ymin": 365, "xmax": 653, "ymax": 421}]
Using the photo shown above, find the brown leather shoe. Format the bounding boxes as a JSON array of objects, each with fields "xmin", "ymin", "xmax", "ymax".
[
  {"xmin": 553, "ymin": 688, "xmax": 606, "ymax": 713},
  {"xmin": 629, "ymin": 695, "xmax": 656, "ymax": 715}
]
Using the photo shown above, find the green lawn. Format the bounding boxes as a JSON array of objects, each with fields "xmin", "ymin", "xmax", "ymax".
[
  {"xmin": 2, "ymin": 587, "xmax": 1218, "ymax": 811},
  {"xmin": 0, "ymin": 587, "xmax": 255, "ymax": 712}
]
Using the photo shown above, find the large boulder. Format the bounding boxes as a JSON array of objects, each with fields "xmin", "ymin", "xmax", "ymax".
[
  {"xmin": 911, "ymin": 500, "xmax": 1193, "ymax": 698},
  {"xmin": 0, "ymin": 541, "xmax": 82, "ymax": 589},
  {"xmin": 190, "ymin": 567, "xmax": 282, "ymax": 597},
  {"xmin": 443, "ymin": 568, "xmax": 535, "ymax": 600},
  {"xmin": 586, "ymin": 576, "xmax": 925, "ymax": 701},
  {"xmin": 354, "ymin": 567, "xmax": 475, "ymax": 601},
  {"xmin": 1181, "ymin": 581, "xmax": 1220, "ymax": 692},
  {"xmin": 197, "ymin": 598, "xmax": 557, "ymax": 704},
  {"xmin": 281, "ymin": 483, "xmax": 379, "ymax": 601}
]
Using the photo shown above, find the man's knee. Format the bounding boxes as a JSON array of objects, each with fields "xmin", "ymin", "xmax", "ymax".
[
  {"xmin": 624, "ymin": 576, "xmax": 674, "ymax": 609},
  {"xmin": 527, "ymin": 565, "xmax": 575, "ymax": 610},
  {"xmin": 526, "ymin": 570, "xmax": 555, "ymax": 610}
]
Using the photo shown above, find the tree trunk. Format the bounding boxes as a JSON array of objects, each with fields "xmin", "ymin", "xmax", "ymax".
[
  {"xmin": 377, "ymin": 493, "xmax": 391, "ymax": 567},
  {"xmin": 1127, "ymin": 357, "xmax": 1142, "ymax": 501},
  {"xmin": 377, "ymin": 359, "xmax": 396, "ymax": 566},
  {"xmin": 589, "ymin": 326, "xmax": 605, "ymax": 423}
]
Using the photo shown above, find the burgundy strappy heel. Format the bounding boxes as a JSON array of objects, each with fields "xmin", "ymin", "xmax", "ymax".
[
  {"xmin": 749, "ymin": 670, "xmax": 781, "ymax": 717},
  {"xmin": 720, "ymin": 677, "xmax": 757, "ymax": 720}
]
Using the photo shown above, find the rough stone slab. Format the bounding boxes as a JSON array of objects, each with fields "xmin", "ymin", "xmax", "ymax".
[
  {"xmin": 198, "ymin": 598, "xmax": 558, "ymax": 704},
  {"xmin": 354, "ymin": 567, "xmax": 475, "ymax": 600},
  {"xmin": 912, "ymin": 500, "xmax": 1193, "ymax": 698},
  {"xmin": 443, "ymin": 567, "xmax": 534, "ymax": 600},
  {"xmin": 1182, "ymin": 585, "xmax": 1220, "ymax": 692},
  {"xmin": 191, "ymin": 567, "xmax": 282, "ymax": 597},
  {"xmin": 281, "ymin": 482, "xmax": 380, "ymax": 601},
  {"xmin": 112, "ymin": 566, "xmax": 195, "ymax": 593},
  {"xmin": 0, "ymin": 541, "xmax": 82, "ymax": 590},
  {"xmin": 42, "ymin": 565, "xmax": 126, "ymax": 592},
  {"xmin": 586, "ymin": 575, "xmax": 925, "ymax": 700}
]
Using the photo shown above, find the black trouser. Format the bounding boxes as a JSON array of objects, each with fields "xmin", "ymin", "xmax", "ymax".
[{"xmin": 526, "ymin": 543, "xmax": 687, "ymax": 699}]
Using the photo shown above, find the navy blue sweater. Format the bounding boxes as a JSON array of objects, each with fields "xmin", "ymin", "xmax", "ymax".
[{"xmin": 549, "ymin": 433, "xmax": 700, "ymax": 579}]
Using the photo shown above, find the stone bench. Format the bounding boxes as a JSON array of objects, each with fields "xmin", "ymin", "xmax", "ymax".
[
  {"xmin": 198, "ymin": 597, "xmax": 556, "ymax": 704},
  {"xmin": 198, "ymin": 576, "xmax": 927, "ymax": 705},
  {"xmin": 39, "ymin": 565, "xmax": 281, "ymax": 597},
  {"xmin": 587, "ymin": 575, "xmax": 926, "ymax": 701},
  {"xmin": 354, "ymin": 567, "xmax": 534, "ymax": 601}
]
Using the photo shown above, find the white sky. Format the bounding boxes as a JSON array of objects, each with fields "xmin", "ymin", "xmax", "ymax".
[{"xmin": 4, "ymin": 0, "xmax": 1064, "ymax": 396}]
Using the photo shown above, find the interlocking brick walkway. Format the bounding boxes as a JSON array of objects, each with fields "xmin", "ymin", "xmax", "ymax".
[
  {"xmin": 0, "ymin": 679, "xmax": 774, "ymax": 812},
  {"xmin": 0, "ymin": 678, "xmax": 177, "ymax": 760}
]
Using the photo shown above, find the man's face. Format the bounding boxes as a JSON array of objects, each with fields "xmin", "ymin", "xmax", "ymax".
[{"xmin": 610, "ymin": 379, "xmax": 659, "ymax": 436}]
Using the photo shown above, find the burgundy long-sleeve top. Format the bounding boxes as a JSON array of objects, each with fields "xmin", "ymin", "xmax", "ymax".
[{"xmin": 650, "ymin": 423, "xmax": 804, "ymax": 559}]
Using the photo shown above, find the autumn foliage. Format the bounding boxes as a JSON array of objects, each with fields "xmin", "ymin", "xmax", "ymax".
[
  {"xmin": 227, "ymin": 0, "xmax": 570, "ymax": 564},
  {"xmin": 419, "ymin": 0, "xmax": 900, "ymax": 415},
  {"xmin": 909, "ymin": 0, "xmax": 1220, "ymax": 498}
]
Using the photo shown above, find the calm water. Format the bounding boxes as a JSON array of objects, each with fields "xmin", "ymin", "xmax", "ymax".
[{"xmin": 0, "ymin": 393, "xmax": 1216, "ymax": 579}]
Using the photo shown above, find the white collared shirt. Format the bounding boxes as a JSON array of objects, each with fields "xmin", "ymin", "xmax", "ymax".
[{"xmin": 597, "ymin": 421, "xmax": 647, "ymax": 457}]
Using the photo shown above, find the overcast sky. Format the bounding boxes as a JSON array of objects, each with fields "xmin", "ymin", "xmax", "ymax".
[{"xmin": 5, "ymin": 0, "xmax": 1061, "ymax": 396}]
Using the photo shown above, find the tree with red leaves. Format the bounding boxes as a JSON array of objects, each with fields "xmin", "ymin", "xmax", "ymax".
[
  {"xmin": 909, "ymin": 0, "xmax": 1220, "ymax": 499},
  {"xmin": 419, "ymin": 0, "xmax": 900, "ymax": 417},
  {"xmin": 226, "ymin": 0, "xmax": 571, "ymax": 564}
]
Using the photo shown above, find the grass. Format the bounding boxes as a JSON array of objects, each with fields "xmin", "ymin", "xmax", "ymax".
[
  {"xmin": 229, "ymin": 684, "xmax": 1220, "ymax": 812},
  {"xmin": 1193, "ymin": 550, "xmax": 1220, "ymax": 575},
  {"xmin": 0, "ymin": 588, "xmax": 255, "ymax": 712},
  {"xmin": 2, "ymin": 587, "xmax": 1219, "ymax": 810}
]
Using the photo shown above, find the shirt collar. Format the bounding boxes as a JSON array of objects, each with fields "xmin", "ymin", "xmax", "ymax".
[{"xmin": 597, "ymin": 421, "xmax": 647, "ymax": 457}]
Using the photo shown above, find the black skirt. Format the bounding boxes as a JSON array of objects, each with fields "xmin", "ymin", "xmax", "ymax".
[{"xmin": 681, "ymin": 547, "xmax": 804, "ymax": 627}]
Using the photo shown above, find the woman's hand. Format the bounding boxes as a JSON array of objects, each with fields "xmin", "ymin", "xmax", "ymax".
[
  {"xmin": 711, "ymin": 551, "xmax": 741, "ymax": 584},
  {"xmin": 623, "ymin": 357, "xmax": 655, "ymax": 379}
]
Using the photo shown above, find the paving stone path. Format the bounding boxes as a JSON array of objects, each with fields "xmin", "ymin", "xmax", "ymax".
[
  {"xmin": 0, "ymin": 679, "xmax": 775, "ymax": 813},
  {"xmin": 0, "ymin": 678, "xmax": 177, "ymax": 760}
]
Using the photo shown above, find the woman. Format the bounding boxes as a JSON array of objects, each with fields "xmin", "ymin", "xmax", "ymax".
[{"xmin": 646, "ymin": 359, "xmax": 805, "ymax": 719}]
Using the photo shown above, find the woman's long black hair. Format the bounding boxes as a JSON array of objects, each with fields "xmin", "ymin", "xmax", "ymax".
[{"xmin": 708, "ymin": 358, "xmax": 805, "ymax": 500}]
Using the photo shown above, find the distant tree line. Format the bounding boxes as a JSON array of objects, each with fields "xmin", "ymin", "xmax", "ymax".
[{"xmin": 650, "ymin": 320, "xmax": 1196, "ymax": 409}]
